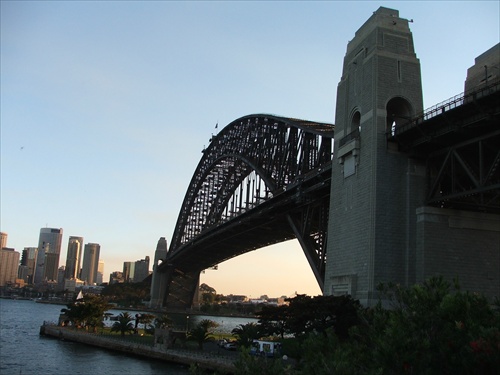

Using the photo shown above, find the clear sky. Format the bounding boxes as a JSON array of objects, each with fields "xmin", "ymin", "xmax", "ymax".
[{"xmin": 1, "ymin": 1, "xmax": 498, "ymax": 298}]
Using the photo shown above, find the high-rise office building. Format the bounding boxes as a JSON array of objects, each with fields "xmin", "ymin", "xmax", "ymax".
[
  {"xmin": 20, "ymin": 247, "xmax": 38, "ymax": 284},
  {"xmin": 133, "ymin": 256, "xmax": 150, "ymax": 283},
  {"xmin": 80, "ymin": 243, "xmax": 100, "ymax": 285},
  {"xmin": 64, "ymin": 236, "xmax": 83, "ymax": 280},
  {"xmin": 57, "ymin": 266, "xmax": 66, "ymax": 288},
  {"xmin": 0, "ymin": 232, "xmax": 7, "ymax": 249},
  {"xmin": 123, "ymin": 261, "xmax": 135, "ymax": 282},
  {"xmin": 44, "ymin": 252, "xmax": 60, "ymax": 282},
  {"xmin": 96, "ymin": 260, "xmax": 104, "ymax": 285},
  {"xmin": 34, "ymin": 228, "xmax": 63, "ymax": 284},
  {"xmin": 34, "ymin": 242, "xmax": 49, "ymax": 284},
  {"xmin": 0, "ymin": 248, "xmax": 20, "ymax": 286},
  {"xmin": 18, "ymin": 265, "xmax": 30, "ymax": 283}
]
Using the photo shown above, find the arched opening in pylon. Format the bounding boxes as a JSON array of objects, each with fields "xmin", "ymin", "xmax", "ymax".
[{"xmin": 386, "ymin": 97, "xmax": 413, "ymax": 135}]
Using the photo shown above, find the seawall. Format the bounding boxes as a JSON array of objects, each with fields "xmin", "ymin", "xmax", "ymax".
[{"xmin": 40, "ymin": 323, "xmax": 236, "ymax": 374}]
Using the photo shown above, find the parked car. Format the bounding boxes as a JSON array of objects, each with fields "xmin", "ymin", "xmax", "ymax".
[
  {"xmin": 217, "ymin": 339, "xmax": 228, "ymax": 348},
  {"xmin": 224, "ymin": 341, "xmax": 238, "ymax": 350}
]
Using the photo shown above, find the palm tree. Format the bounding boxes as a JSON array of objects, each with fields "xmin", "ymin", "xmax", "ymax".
[
  {"xmin": 188, "ymin": 319, "xmax": 219, "ymax": 350},
  {"xmin": 136, "ymin": 313, "xmax": 156, "ymax": 335},
  {"xmin": 231, "ymin": 322, "xmax": 260, "ymax": 348},
  {"xmin": 110, "ymin": 312, "xmax": 135, "ymax": 336},
  {"xmin": 138, "ymin": 313, "xmax": 155, "ymax": 330}
]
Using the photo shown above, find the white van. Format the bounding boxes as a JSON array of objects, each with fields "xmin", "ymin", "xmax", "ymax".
[{"xmin": 250, "ymin": 340, "xmax": 280, "ymax": 358}]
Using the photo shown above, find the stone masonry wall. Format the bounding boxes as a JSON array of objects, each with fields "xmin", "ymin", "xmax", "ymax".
[{"xmin": 416, "ymin": 207, "xmax": 500, "ymax": 299}]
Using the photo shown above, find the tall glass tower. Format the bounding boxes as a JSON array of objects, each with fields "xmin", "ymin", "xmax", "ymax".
[
  {"xmin": 20, "ymin": 247, "xmax": 38, "ymax": 284},
  {"xmin": 81, "ymin": 243, "xmax": 100, "ymax": 285},
  {"xmin": 34, "ymin": 228, "xmax": 63, "ymax": 284},
  {"xmin": 64, "ymin": 236, "xmax": 84, "ymax": 280}
]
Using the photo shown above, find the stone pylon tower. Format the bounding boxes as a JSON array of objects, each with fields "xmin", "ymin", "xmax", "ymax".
[
  {"xmin": 149, "ymin": 237, "xmax": 168, "ymax": 309},
  {"xmin": 325, "ymin": 7, "xmax": 425, "ymax": 306}
]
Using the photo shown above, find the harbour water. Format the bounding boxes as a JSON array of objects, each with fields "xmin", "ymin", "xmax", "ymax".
[{"xmin": 0, "ymin": 299, "xmax": 255, "ymax": 375}]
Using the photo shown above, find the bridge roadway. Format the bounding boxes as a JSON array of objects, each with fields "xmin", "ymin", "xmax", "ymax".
[
  {"xmin": 392, "ymin": 79, "xmax": 500, "ymax": 154},
  {"xmin": 391, "ymin": 79, "xmax": 500, "ymax": 213}
]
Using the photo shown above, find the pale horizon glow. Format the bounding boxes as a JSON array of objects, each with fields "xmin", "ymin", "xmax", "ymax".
[{"xmin": 1, "ymin": 1, "xmax": 498, "ymax": 298}]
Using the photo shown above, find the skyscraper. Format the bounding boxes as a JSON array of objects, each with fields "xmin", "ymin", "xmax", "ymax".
[
  {"xmin": 80, "ymin": 243, "xmax": 100, "ymax": 285},
  {"xmin": 133, "ymin": 256, "xmax": 150, "ymax": 283},
  {"xmin": 0, "ymin": 248, "xmax": 20, "ymax": 286},
  {"xmin": 57, "ymin": 266, "xmax": 65, "ymax": 288},
  {"xmin": 20, "ymin": 247, "xmax": 38, "ymax": 284},
  {"xmin": 123, "ymin": 261, "xmax": 135, "ymax": 282},
  {"xmin": 64, "ymin": 236, "xmax": 83, "ymax": 280},
  {"xmin": 96, "ymin": 260, "xmax": 104, "ymax": 285},
  {"xmin": 0, "ymin": 232, "xmax": 7, "ymax": 249},
  {"xmin": 34, "ymin": 228, "xmax": 63, "ymax": 284}
]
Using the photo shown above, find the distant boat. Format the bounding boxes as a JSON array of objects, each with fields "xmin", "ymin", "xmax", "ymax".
[{"xmin": 76, "ymin": 291, "xmax": 84, "ymax": 300}]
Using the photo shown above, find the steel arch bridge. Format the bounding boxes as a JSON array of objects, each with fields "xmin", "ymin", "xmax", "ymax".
[{"xmin": 156, "ymin": 114, "xmax": 334, "ymax": 309}]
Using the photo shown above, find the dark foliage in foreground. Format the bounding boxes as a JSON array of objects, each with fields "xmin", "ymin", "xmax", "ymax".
[{"xmin": 236, "ymin": 277, "xmax": 500, "ymax": 375}]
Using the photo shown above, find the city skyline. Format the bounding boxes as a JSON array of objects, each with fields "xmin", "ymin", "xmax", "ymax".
[{"xmin": 1, "ymin": 2, "xmax": 499, "ymax": 297}]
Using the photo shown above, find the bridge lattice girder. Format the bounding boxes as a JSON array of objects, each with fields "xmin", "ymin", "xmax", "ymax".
[
  {"xmin": 161, "ymin": 114, "xmax": 334, "ymax": 308},
  {"xmin": 170, "ymin": 114, "xmax": 334, "ymax": 253},
  {"xmin": 391, "ymin": 79, "xmax": 500, "ymax": 213}
]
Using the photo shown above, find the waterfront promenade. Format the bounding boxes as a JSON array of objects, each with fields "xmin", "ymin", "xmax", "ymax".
[{"xmin": 40, "ymin": 322, "xmax": 236, "ymax": 374}]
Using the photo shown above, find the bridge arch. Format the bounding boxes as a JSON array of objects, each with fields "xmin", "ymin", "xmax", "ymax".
[
  {"xmin": 154, "ymin": 114, "xmax": 334, "ymax": 309},
  {"xmin": 170, "ymin": 114, "xmax": 334, "ymax": 254}
]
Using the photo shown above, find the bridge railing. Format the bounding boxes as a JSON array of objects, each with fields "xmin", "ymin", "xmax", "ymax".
[{"xmin": 393, "ymin": 78, "xmax": 500, "ymax": 136}]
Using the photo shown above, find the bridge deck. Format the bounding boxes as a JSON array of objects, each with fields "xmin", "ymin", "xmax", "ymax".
[
  {"xmin": 391, "ymin": 79, "xmax": 500, "ymax": 155},
  {"xmin": 390, "ymin": 80, "xmax": 500, "ymax": 213},
  {"xmin": 162, "ymin": 163, "xmax": 332, "ymax": 273}
]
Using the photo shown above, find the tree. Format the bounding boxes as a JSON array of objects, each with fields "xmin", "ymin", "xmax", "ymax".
[
  {"xmin": 240, "ymin": 277, "xmax": 500, "ymax": 374},
  {"xmin": 232, "ymin": 323, "xmax": 261, "ymax": 348},
  {"xmin": 256, "ymin": 294, "xmax": 362, "ymax": 340},
  {"xmin": 257, "ymin": 304, "xmax": 289, "ymax": 338},
  {"xmin": 199, "ymin": 283, "xmax": 217, "ymax": 305},
  {"xmin": 138, "ymin": 313, "xmax": 155, "ymax": 333},
  {"xmin": 234, "ymin": 347, "xmax": 294, "ymax": 375},
  {"xmin": 298, "ymin": 277, "xmax": 500, "ymax": 374},
  {"xmin": 101, "ymin": 281, "xmax": 150, "ymax": 307},
  {"xmin": 188, "ymin": 319, "xmax": 219, "ymax": 350},
  {"xmin": 199, "ymin": 283, "xmax": 216, "ymax": 294},
  {"xmin": 61, "ymin": 294, "xmax": 111, "ymax": 332},
  {"xmin": 361, "ymin": 277, "xmax": 500, "ymax": 374},
  {"xmin": 110, "ymin": 312, "xmax": 135, "ymax": 336},
  {"xmin": 61, "ymin": 301, "xmax": 86, "ymax": 328},
  {"xmin": 285, "ymin": 294, "xmax": 362, "ymax": 340},
  {"xmin": 154, "ymin": 313, "xmax": 172, "ymax": 329}
]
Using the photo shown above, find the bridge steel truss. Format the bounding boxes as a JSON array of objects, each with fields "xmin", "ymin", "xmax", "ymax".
[
  {"xmin": 391, "ymin": 79, "xmax": 500, "ymax": 214},
  {"xmin": 159, "ymin": 114, "xmax": 334, "ymax": 309}
]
